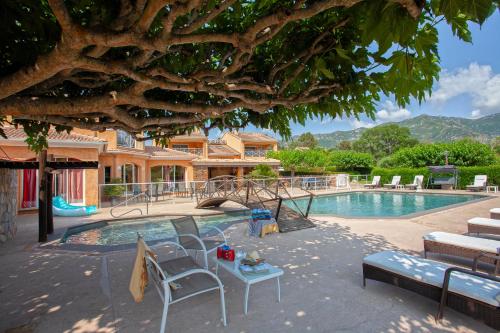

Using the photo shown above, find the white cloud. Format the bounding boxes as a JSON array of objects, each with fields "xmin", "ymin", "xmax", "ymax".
[
  {"xmin": 349, "ymin": 100, "xmax": 412, "ymax": 129},
  {"xmin": 470, "ymin": 109, "xmax": 482, "ymax": 119},
  {"xmin": 350, "ymin": 119, "xmax": 376, "ymax": 129},
  {"xmin": 431, "ymin": 63, "xmax": 500, "ymax": 114},
  {"xmin": 375, "ymin": 100, "xmax": 412, "ymax": 122}
]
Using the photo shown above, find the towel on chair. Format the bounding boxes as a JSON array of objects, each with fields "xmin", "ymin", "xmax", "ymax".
[{"xmin": 129, "ymin": 236, "xmax": 157, "ymax": 302}]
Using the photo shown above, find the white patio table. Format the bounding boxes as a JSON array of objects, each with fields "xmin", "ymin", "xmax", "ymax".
[{"xmin": 212, "ymin": 257, "xmax": 283, "ymax": 314}]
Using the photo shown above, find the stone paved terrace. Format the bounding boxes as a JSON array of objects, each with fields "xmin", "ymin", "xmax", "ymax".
[{"xmin": 0, "ymin": 190, "xmax": 499, "ymax": 333}]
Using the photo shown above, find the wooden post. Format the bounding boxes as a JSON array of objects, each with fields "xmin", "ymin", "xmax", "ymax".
[
  {"xmin": 46, "ymin": 171, "xmax": 54, "ymax": 234},
  {"xmin": 38, "ymin": 150, "xmax": 47, "ymax": 242}
]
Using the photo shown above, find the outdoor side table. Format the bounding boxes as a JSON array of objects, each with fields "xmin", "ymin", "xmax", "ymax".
[
  {"xmin": 486, "ymin": 185, "xmax": 498, "ymax": 193},
  {"xmin": 212, "ymin": 257, "xmax": 283, "ymax": 314}
]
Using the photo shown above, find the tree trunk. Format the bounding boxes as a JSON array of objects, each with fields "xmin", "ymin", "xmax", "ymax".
[
  {"xmin": 47, "ymin": 172, "xmax": 54, "ymax": 234},
  {"xmin": 38, "ymin": 150, "xmax": 48, "ymax": 242}
]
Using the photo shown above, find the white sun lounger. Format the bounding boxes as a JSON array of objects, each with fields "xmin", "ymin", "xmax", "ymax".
[
  {"xmin": 364, "ymin": 175, "xmax": 380, "ymax": 188},
  {"xmin": 491, "ymin": 208, "xmax": 500, "ymax": 220},
  {"xmin": 423, "ymin": 231, "xmax": 500, "ymax": 270},
  {"xmin": 383, "ymin": 176, "xmax": 400, "ymax": 189},
  {"xmin": 468, "ymin": 217, "xmax": 500, "ymax": 236},
  {"xmin": 362, "ymin": 250, "xmax": 500, "ymax": 330},
  {"xmin": 405, "ymin": 175, "xmax": 424, "ymax": 190},
  {"xmin": 466, "ymin": 175, "xmax": 487, "ymax": 192}
]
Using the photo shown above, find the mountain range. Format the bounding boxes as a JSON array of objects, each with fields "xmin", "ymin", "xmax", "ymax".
[{"xmin": 296, "ymin": 113, "xmax": 500, "ymax": 148}]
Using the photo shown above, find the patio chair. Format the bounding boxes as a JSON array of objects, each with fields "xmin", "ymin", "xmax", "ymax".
[
  {"xmin": 405, "ymin": 175, "xmax": 424, "ymax": 190},
  {"xmin": 170, "ymin": 216, "xmax": 227, "ymax": 269},
  {"xmin": 468, "ymin": 217, "xmax": 500, "ymax": 236},
  {"xmin": 141, "ymin": 237, "xmax": 227, "ymax": 333},
  {"xmin": 383, "ymin": 176, "xmax": 401, "ymax": 189},
  {"xmin": 362, "ymin": 250, "xmax": 500, "ymax": 330},
  {"xmin": 364, "ymin": 176, "xmax": 381, "ymax": 189},
  {"xmin": 466, "ymin": 175, "xmax": 488, "ymax": 192},
  {"xmin": 423, "ymin": 231, "xmax": 500, "ymax": 273}
]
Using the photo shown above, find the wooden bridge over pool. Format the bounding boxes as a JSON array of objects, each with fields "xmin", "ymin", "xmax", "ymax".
[{"xmin": 195, "ymin": 176, "xmax": 316, "ymax": 233}]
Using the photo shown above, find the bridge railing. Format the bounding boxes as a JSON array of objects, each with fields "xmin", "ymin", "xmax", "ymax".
[{"xmin": 196, "ymin": 176, "xmax": 314, "ymax": 220}]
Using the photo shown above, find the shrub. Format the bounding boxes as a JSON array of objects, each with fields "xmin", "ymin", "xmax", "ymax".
[
  {"xmin": 269, "ymin": 148, "xmax": 374, "ymax": 174},
  {"xmin": 103, "ymin": 178, "xmax": 125, "ymax": 197},
  {"xmin": 371, "ymin": 167, "xmax": 430, "ymax": 185},
  {"xmin": 456, "ymin": 165, "xmax": 500, "ymax": 188},
  {"xmin": 329, "ymin": 150, "xmax": 374, "ymax": 173},
  {"xmin": 389, "ymin": 139, "xmax": 496, "ymax": 168},
  {"xmin": 248, "ymin": 164, "xmax": 278, "ymax": 179}
]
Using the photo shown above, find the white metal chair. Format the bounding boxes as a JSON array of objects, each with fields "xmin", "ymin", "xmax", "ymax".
[
  {"xmin": 335, "ymin": 174, "xmax": 351, "ymax": 190},
  {"xmin": 144, "ymin": 238, "xmax": 227, "ymax": 333},
  {"xmin": 466, "ymin": 175, "xmax": 488, "ymax": 192},
  {"xmin": 170, "ymin": 216, "xmax": 227, "ymax": 269}
]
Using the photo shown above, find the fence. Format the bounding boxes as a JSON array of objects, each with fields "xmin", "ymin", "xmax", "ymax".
[{"xmin": 98, "ymin": 174, "xmax": 371, "ymax": 208}]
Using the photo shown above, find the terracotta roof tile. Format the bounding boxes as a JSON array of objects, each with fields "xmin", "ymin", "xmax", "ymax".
[
  {"xmin": 208, "ymin": 144, "xmax": 240, "ymax": 156},
  {"xmin": 231, "ymin": 132, "xmax": 277, "ymax": 143},
  {"xmin": 1, "ymin": 126, "xmax": 106, "ymax": 143}
]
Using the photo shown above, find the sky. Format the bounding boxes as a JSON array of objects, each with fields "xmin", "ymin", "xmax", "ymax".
[{"xmin": 225, "ymin": 11, "xmax": 500, "ymax": 139}]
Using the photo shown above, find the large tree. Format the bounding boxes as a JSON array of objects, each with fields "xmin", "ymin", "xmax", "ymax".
[
  {"xmin": 0, "ymin": 0, "xmax": 498, "ymax": 151},
  {"xmin": 289, "ymin": 132, "xmax": 318, "ymax": 149},
  {"xmin": 352, "ymin": 124, "xmax": 418, "ymax": 159}
]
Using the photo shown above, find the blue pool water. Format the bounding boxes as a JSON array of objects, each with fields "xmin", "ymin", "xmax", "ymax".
[
  {"xmin": 63, "ymin": 210, "xmax": 251, "ymax": 246},
  {"xmin": 286, "ymin": 192, "xmax": 485, "ymax": 218}
]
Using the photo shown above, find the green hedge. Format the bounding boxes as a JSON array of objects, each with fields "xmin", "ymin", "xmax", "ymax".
[
  {"xmin": 370, "ymin": 167, "xmax": 430, "ymax": 185},
  {"xmin": 371, "ymin": 165, "xmax": 500, "ymax": 189},
  {"xmin": 457, "ymin": 165, "xmax": 500, "ymax": 188}
]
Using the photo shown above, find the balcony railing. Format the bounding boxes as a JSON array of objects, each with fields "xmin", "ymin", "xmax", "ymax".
[
  {"xmin": 244, "ymin": 149, "xmax": 272, "ymax": 157},
  {"xmin": 172, "ymin": 147, "xmax": 203, "ymax": 155}
]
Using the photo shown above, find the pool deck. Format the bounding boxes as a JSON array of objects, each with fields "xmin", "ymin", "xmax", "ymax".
[{"xmin": 0, "ymin": 189, "xmax": 499, "ymax": 332}]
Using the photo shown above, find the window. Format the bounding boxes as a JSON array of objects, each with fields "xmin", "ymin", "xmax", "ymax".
[
  {"xmin": 117, "ymin": 130, "xmax": 135, "ymax": 148},
  {"xmin": 121, "ymin": 164, "xmax": 137, "ymax": 183},
  {"xmin": 104, "ymin": 166, "xmax": 111, "ymax": 184},
  {"xmin": 172, "ymin": 144, "xmax": 188, "ymax": 149}
]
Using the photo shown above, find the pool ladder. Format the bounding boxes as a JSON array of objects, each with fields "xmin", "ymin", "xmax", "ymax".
[{"xmin": 110, "ymin": 192, "xmax": 150, "ymax": 218}]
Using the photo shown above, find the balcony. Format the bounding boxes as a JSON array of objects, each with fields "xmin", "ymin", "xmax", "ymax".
[
  {"xmin": 172, "ymin": 147, "xmax": 203, "ymax": 156},
  {"xmin": 244, "ymin": 149, "xmax": 272, "ymax": 157}
]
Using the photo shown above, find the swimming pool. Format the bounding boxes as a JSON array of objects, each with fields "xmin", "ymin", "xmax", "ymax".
[
  {"xmin": 286, "ymin": 192, "xmax": 486, "ymax": 218},
  {"xmin": 61, "ymin": 210, "xmax": 251, "ymax": 248}
]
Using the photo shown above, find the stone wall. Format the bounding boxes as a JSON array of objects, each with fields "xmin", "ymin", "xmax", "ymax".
[
  {"xmin": 0, "ymin": 169, "xmax": 18, "ymax": 242},
  {"xmin": 193, "ymin": 166, "xmax": 208, "ymax": 181}
]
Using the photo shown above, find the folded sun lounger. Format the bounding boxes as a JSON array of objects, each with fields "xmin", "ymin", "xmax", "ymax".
[
  {"xmin": 468, "ymin": 217, "xmax": 500, "ymax": 236},
  {"xmin": 423, "ymin": 231, "xmax": 500, "ymax": 267},
  {"xmin": 362, "ymin": 250, "xmax": 500, "ymax": 330}
]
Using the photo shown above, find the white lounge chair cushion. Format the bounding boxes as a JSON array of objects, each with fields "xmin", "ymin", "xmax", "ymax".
[
  {"xmin": 363, "ymin": 250, "xmax": 500, "ymax": 306},
  {"xmin": 490, "ymin": 208, "xmax": 500, "ymax": 214},
  {"xmin": 468, "ymin": 217, "xmax": 500, "ymax": 228},
  {"xmin": 423, "ymin": 231, "xmax": 500, "ymax": 253}
]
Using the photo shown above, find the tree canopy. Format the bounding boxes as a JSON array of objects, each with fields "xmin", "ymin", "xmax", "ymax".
[
  {"xmin": 353, "ymin": 124, "xmax": 418, "ymax": 159},
  {"xmin": 289, "ymin": 132, "xmax": 318, "ymax": 149},
  {"xmin": 381, "ymin": 138, "xmax": 496, "ymax": 167},
  {"xmin": 0, "ymin": 0, "xmax": 498, "ymax": 151}
]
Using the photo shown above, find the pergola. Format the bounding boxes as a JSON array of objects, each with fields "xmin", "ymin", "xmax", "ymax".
[{"xmin": 0, "ymin": 153, "xmax": 98, "ymax": 242}]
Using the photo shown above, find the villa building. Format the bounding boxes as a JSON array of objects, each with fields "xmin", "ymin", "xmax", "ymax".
[{"xmin": 0, "ymin": 126, "xmax": 279, "ymax": 213}]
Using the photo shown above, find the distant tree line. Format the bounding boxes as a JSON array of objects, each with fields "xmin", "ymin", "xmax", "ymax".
[{"xmin": 276, "ymin": 124, "xmax": 498, "ymax": 174}]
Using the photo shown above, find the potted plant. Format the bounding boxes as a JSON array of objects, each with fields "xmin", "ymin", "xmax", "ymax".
[{"xmin": 103, "ymin": 178, "xmax": 125, "ymax": 206}]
